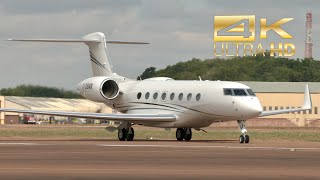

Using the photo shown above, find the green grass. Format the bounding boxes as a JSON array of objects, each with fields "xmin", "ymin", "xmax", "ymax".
[{"xmin": 0, "ymin": 125, "xmax": 320, "ymax": 142}]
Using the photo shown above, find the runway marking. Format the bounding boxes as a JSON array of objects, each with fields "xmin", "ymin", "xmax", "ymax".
[
  {"xmin": 98, "ymin": 144, "xmax": 320, "ymax": 151},
  {"xmin": 0, "ymin": 143, "xmax": 39, "ymax": 145}
]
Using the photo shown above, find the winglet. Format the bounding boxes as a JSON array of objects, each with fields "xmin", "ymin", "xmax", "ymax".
[
  {"xmin": 259, "ymin": 84, "xmax": 312, "ymax": 117},
  {"xmin": 302, "ymin": 84, "xmax": 312, "ymax": 109}
]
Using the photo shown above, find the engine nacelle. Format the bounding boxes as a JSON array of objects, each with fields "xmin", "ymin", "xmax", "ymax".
[{"xmin": 77, "ymin": 76, "xmax": 120, "ymax": 102}]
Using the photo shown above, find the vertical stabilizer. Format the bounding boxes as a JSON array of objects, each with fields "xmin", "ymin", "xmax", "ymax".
[{"xmin": 82, "ymin": 32, "xmax": 112, "ymax": 76}]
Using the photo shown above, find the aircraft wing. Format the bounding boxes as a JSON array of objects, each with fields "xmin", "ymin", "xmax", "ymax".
[
  {"xmin": 0, "ymin": 108, "xmax": 176, "ymax": 123},
  {"xmin": 259, "ymin": 84, "xmax": 311, "ymax": 117}
]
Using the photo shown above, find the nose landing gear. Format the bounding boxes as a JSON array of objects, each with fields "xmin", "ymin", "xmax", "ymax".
[
  {"xmin": 176, "ymin": 128, "xmax": 192, "ymax": 141},
  {"xmin": 237, "ymin": 120, "xmax": 249, "ymax": 143}
]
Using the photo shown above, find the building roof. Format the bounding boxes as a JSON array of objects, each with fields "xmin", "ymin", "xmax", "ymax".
[
  {"xmin": 4, "ymin": 96, "xmax": 110, "ymax": 112},
  {"xmin": 239, "ymin": 82, "xmax": 320, "ymax": 93}
]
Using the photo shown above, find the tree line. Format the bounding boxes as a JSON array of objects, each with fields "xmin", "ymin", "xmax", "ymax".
[
  {"xmin": 1, "ymin": 56, "xmax": 319, "ymax": 98},
  {"xmin": 138, "ymin": 56, "xmax": 320, "ymax": 82},
  {"xmin": 0, "ymin": 85, "xmax": 82, "ymax": 98}
]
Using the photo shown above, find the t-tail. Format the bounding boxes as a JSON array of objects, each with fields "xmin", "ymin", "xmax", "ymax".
[{"xmin": 8, "ymin": 32, "xmax": 149, "ymax": 77}]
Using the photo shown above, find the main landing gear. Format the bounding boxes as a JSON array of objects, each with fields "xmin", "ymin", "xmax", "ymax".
[
  {"xmin": 176, "ymin": 128, "xmax": 192, "ymax": 141},
  {"xmin": 237, "ymin": 120, "xmax": 249, "ymax": 144},
  {"xmin": 118, "ymin": 126, "xmax": 135, "ymax": 141}
]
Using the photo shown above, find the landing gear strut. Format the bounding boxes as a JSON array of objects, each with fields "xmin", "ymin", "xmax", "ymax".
[
  {"xmin": 118, "ymin": 125, "xmax": 134, "ymax": 141},
  {"xmin": 176, "ymin": 128, "xmax": 192, "ymax": 141},
  {"xmin": 237, "ymin": 120, "xmax": 249, "ymax": 144}
]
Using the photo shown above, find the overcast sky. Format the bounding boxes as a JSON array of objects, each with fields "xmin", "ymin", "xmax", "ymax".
[{"xmin": 0, "ymin": 0, "xmax": 319, "ymax": 90}]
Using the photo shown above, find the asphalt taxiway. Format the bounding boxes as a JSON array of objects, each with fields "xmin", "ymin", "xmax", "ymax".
[{"xmin": 0, "ymin": 139, "xmax": 319, "ymax": 180}]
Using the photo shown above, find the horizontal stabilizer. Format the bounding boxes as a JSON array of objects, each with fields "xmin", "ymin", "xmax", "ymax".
[
  {"xmin": 7, "ymin": 39, "xmax": 149, "ymax": 44},
  {"xmin": 105, "ymin": 41, "xmax": 149, "ymax": 44},
  {"xmin": 7, "ymin": 39, "xmax": 101, "ymax": 43},
  {"xmin": 7, "ymin": 32, "xmax": 149, "ymax": 77}
]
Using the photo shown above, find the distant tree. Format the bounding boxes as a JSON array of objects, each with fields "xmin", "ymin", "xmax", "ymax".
[
  {"xmin": 138, "ymin": 67, "xmax": 157, "ymax": 80},
  {"xmin": 0, "ymin": 85, "xmax": 82, "ymax": 98},
  {"xmin": 137, "ymin": 56, "xmax": 320, "ymax": 82}
]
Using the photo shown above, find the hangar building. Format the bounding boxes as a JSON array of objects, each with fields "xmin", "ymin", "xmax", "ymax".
[{"xmin": 0, "ymin": 96, "xmax": 112, "ymax": 124}]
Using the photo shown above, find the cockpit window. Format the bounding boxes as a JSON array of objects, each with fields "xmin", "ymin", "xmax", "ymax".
[
  {"xmin": 233, "ymin": 89, "xmax": 247, "ymax": 96},
  {"xmin": 223, "ymin": 88, "xmax": 252, "ymax": 96},
  {"xmin": 246, "ymin": 89, "xmax": 256, "ymax": 96},
  {"xmin": 223, "ymin": 89, "xmax": 232, "ymax": 96}
]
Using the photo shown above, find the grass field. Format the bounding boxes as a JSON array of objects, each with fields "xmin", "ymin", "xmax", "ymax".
[{"xmin": 0, "ymin": 125, "xmax": 320, "ymax": 142}]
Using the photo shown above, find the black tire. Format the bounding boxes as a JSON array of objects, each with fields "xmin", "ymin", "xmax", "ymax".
[
  {"xmin": 176, "ymin": 128, "xmax": 185, "ymax": 141},
  {"xmin": 118, "ymin": 128, "xmax": 127, "ymax": 141},
  {"xmin": 127, "ymin": 128, "xmax": 135, "ymax": 141},
  {"xmin": 244, "ymin": 135, "xmax": 249, "ymax": 143},
  {"xmin": 239, "ymin": 135, "xmax": 245, "ymax": 143},
  {"xmin": 184, "ymin": 128, "xmax": 192, "ymax": 141}
]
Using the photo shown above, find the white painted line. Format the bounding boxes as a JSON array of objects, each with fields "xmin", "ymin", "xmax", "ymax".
[
  {"xmin": 0, "ymin": 143, "xmax": 38, "ymax": 145},
  {"xmin": 98, "ymin": 144, "xmax": 320, "ymax": 151}
]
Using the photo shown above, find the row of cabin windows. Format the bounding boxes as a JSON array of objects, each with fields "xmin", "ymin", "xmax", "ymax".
[
  {"xmin": 137, "ymin": 92, "xmax": 201, "ymax": 101},
  {"xmin": 263, "ymin": 106, "xmax": 318, "ymax": 115}
]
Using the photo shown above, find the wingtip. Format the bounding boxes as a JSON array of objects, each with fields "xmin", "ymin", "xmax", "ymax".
[{"xmin": 303, "ymin": 84, "xmax": 312, "ymax": 109}]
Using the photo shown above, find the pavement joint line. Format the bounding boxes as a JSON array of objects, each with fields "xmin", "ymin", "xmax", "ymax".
[{"xmin": 98, "ymin": 144, "xmax": 320, "ymax": 151}]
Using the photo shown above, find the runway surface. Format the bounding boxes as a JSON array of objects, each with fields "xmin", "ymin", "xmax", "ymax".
[{"xmin": 0, "ymin": 139, "xmax": 319, "ymax": 180}]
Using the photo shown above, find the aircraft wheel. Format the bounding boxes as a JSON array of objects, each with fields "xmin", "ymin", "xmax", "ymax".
[
  {"xmin": 176, "ymin": 128, "xmax": 185, "ymax": 141},
  {"xmin": 184, "ymin": 128, "xmax": 192, "ymax": 141},
  {"xmin": 118, "ymin": 128, "xmax": 127, "ymax": 141},
  {"xmin": 239, "ymin": 135, "xmax": 245, "ymax": 143},
  {"xmin": 126, "ymin": 127, "xmax": 135, "ymax": 141},
  {"xmin": 244, "ymin": 135, "xmax": 250, "ymax": 143}
]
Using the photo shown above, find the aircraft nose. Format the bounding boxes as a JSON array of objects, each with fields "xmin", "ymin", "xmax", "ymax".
[
  {"xmin": 237, "ymin": 98, "xmax": 263, "ymax": 118},
  {"xmin": 247, "ymin": 104, "xmax": 263, "ymax": 117}
]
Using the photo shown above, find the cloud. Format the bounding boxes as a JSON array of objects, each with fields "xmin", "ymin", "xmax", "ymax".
[{"xmin": 0, "ymin": 0, "xmax": 319, "ymax": 90}]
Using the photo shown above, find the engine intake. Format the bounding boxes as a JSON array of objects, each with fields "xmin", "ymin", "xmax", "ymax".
[{"xmin": 101, "ymin": 79, "xmax": 119, "ymax": 99}]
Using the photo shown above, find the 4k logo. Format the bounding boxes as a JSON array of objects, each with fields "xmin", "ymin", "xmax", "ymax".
[{"xmin": 214, "ymin": 15, "xmax": 293, "ymax": 42}]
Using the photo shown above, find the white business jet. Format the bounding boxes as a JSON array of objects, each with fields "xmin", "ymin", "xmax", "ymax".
[{"xmin": 0, "ymin": 32, "xmax": 312, "ymax": 143}]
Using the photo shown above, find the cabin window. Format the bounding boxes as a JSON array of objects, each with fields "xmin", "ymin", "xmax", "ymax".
[
  {"xmin": 161, "ymin": 92, "xmax": 167, "ymax": 100},
  {"xmin": 137, "ymin": 92, "xmax": 142, "ymax": 100},
  {"xmin": 233, "ymin": 89, "xmax": 247, "ymax": 96},
  {"xmin": 196, "ymin": 93, "xmax": 201, "ymax": 101},
  {"xmin": 153, "ymin": 92, "xmax": 158, "ymax": 100},
  {"xmin": 314, "ymin": 107, "xmax": 318, "ymax": 114},
  {"xmin": 187, "ymin": 93, "xmax": 192, "ymax": 101},
  {"xmin": 223, "ymin": 89, "xmax": 232, "ymax": 96},
  {"xmin": 178, "ymin": 93, "xmax": 183, "ymax": 100},
  {"xmin": 170, "ymin": 93, "xmax": 175, "ymax": 100},
  {"xmin": 145, "ymin": 92, "xmax": 150, "ymax": 99},
  {"xmin": 246, "ymin": 89, "xmax": 256, "ymax": 96}
]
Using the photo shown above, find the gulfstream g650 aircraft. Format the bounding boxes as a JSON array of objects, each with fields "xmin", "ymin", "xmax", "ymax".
[{"xmin": 0, "ymin": 32, "xmax": 312, "ymax": 143}]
